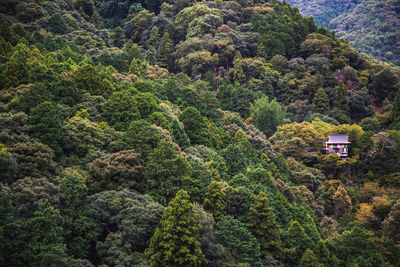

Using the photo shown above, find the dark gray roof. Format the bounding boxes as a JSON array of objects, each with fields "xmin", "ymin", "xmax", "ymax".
[{"xmin": 325, "ymin": 134, "xmax": 351, "ymax": 144}]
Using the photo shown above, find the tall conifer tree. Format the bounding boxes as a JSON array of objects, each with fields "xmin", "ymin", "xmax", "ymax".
[
  {"xmin": 145, "ymin": 189, "xmax": 206, "ymax": 267},
  {"xmin": 246, "ymin": 191, "xmax": 282, "ymax": 259}
]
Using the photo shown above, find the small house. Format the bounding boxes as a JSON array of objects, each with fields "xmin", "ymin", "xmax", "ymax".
[{"xmin": 325, "ymin": 134, "xmax": 350, "ymax": 157}]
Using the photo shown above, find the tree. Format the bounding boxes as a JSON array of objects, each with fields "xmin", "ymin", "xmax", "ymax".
[
  {"xmin": 390, "ymin": 86, "xmax": 400, "ymax": 126},
  {"xmin": 299, "ymin": 249, "xmax": 319, "ymax": 267},
  {"xmin": 29, "ymin": 101, "xmax": 63, "ymax": 157},
  {"xmin": 148, "ymin": 26, "xmax": 160, "ymax": 48},
  {"xmin": 334, "ymin": 81, "xmax": 350, "ymax": 115},
  {"xmin": 313, "ymin": 88, "xmax": 330, "ymax": 114},
  {"xmin": 89, "ymin": 190, "xmax": 164, "ymax": 265},
  {"xmin": 112, "ymin": 26, "xmax": 124, "ymax": 48},
  {"xmin": 73, "ymin": 64, "xmax": 102, "ymax": 95},
  {"xmin": 0, "ymin": 144, "xmax": 17, "ymax": 184},
  {"xmin": 180, "ymin": 106, "xmax": 214, "ymax": 147},
  {"xmin": 145, "ymin": 189, "xmax": 205, "ymax": 267},
  {"xmin": 133, "ymin": 92, "xmax": 160, "ymax": 119},
  {"xmin": 2, "ymin": 43, "xmax": 29, "ymax": 89},
  {"xmin": 383, "ymin": 199, "xmax": 400, "ymax": 243},
  {"xmin": 102, "ymin": 90, "xmax": 138, "ymax": 130},
  {"xmin": 129, "ymin": 58, "xmax": 146, "ymax": 77},
  {"xmin": 60, "ymin": 174, "xmax": 96, "ymax": 258},
  {"xmin": 87, "ymin": 150, "xmax": 143, "ymax": 193},
  {"xmin": 216, "ymin": 216, "xmax": 262, "ymax": 266},
  {"xmin": 193, "ymin": 204, "xmax": 235, "ymax": 267},
  {"xmin": 26, "ymin": 201, "xmax": 69, "ymax": 266},
  {"xmin": 246, "ymin": 191, "xmax": 282, "ymax": 259},
  {"xmin": 369, "ymin": 68, "xmax": 399, "ymax": 104},
  {"xmin": 144, "ymin": 141, "xmax": 196, "ymax": 205},
  {"xmin": 203, "ymin": 181, "xmax": 226, "ymax": 221},
  {"xmin": 288, "ymin": 220, "xmax": 307, "ymax": 245},
  {"xmin": 0, "ymin": 184, "xmax": 27, "ymax": 266},
  {"xmin": 232, "ymin": 50, "xmax": 245, "ymax": 86},
  {"xmin": 119, "ymin": 119, "xmax": 160, "ymax": 159},
  {"xmin": 314, "ymin": 240, "xmax": 330, "ymax": 266},
  {"xmin": 48, "ymin": 13, "xmax": 67, "ymax": 34},
  {"xmin": 171, "ymin": 119, "xmax": 191, "ymax": 149},
  {"xmin": 10, "ymin": 142, "xmax": 56, "ymax": 179},
  {"xmin": 251, "ymin": 96, "xmax": 285, "ymax": 137},
  {"xmin": 157, "ymin": 32, "xmax": 174, "ymax": 69}
]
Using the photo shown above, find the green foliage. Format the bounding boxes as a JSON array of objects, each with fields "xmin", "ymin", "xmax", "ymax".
[
  {"xmin": 216, "ymin": 216, "xmax": 262, "ymax": 266},
  {"xmin": 203, "ymin": 181, "xmax": 226, "ymax": 221},
  {"xmin": 120, "ymin": 119, "xmax": 160, "ymax": 159},
  {"xmin": 60, "ymin": 174, "xmax": 96, "ymax": 258},
  {"xmin": 171, "ymin": 119, "xmax": 191, "ymax": 149},
  {"xmin": 180, "ymin": 106, "xmax": 215, "ymax": 147},
  {"xmin": 29, "ymin": 101, "xmax": 63, "ymax": 157},
  {"xmin": 26, "ymin": 201, "xmax": 69, "ymax": 266},
  {"xmin": 102, "ymin": 90, "xmax": 138, "ymax": 130},
  {"xmin": 73, "ymin": 64, "xmax": 102, "ymax": 95},
  {"xmin": 246, "ymin": 191, "xmax": 282, "ymax": 259},
  {"xmin": 88, "ymin": 150, "xmax": 143, "ymax": 193},
  {"xmin": 157, "ymin": 32, "xmax": 174, "ymax": 69},
  {"xmin": 145, "ymin": 189, "xmax": 206, "ymax": 267},
  {"xmin": 313, "ymin": 88, "xmax": 330, "ymax": 114},
  {"xmin": 10, "ymin": 141, "xmax": 56, "ymax": 179},
  {"xmin": 232, "ymin": 51, "xmax": 245, "ymax": 86},
  {"xmin": 299, "ymin": 249, "xmax": 319, "ymax": 267},
  {"xmin": 144, "ymin": 141, "xmax": 196, "ymax": 205},
  {"xmin": 0, "ymin": 0, "xmax": 399, "ymax": 265},
  {"xmin": 251, "ymin": 96, "xmax": 285, "ymax": 137}
]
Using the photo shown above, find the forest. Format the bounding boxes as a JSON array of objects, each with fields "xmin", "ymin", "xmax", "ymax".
[
  {"xmin": 0, "ymin": 0, "xmax": 400, "ymax": 266},
  {"xmin": 286, "ymin": 0, "xmax": 400, "ymax": 66}
]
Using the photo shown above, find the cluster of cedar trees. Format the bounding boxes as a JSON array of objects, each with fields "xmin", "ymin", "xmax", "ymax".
[{"xmin": 0, "ymin": 0, "xmax": 400, "ymax": 266}]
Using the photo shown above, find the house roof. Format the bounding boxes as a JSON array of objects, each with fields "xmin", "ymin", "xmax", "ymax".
[{"xmin": 325, "ymin": 134, "xmax": 351, "ymax": 144}]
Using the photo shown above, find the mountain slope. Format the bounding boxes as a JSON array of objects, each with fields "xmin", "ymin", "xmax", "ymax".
[{"xmin": 287, "ymin": 0, "xmax": 400, "ymax": 65}]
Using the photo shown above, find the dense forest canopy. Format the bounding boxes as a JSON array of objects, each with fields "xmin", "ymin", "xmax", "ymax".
[
  {"xmin": 0, "ymin": 0, "xmax": 400, "ymax": 266},
  {"xmin": 286, "ymin": 0, "xmax": 400, "ymax": 66}
]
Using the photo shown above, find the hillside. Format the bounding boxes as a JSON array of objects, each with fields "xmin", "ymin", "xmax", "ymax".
[
  {"xmin": 1, "ymin": 0, "xmax": 400, "ymax": 266},
  {"xmin": 286, "ymin": 0, "xmax": 400, "ymax": 66}
]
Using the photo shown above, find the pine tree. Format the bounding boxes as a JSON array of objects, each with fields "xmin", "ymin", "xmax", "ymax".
[
  {"xmin": 157, "ymin": 32, "xmax": 174, "ymax": 69},
  {"xmin": 148, "ymin": 26, "xmax": 160, "ymax": 48},
  {"xmin": 314, "ymin": 239, "xmax": 330, "ymax": 266},
  {"xmin": 246, "ymin": 191, "xmax": 282, "ymax": 259},
  {"xmin": 232, "ymin": 50, "xmax": 245, "ymax": 87},
  {"xmin": 313, "ymin": 88, "xmax": 330, "ymax": 114},
  {"xmin": 145, "ymin": 189, "xmax": 206, "ymax": 267},
  {"xmin": 203, "ymin": 181, "xmax": 226, "ymax": 221},
  {"xmin": 288, "ymin": 220, "xmax": 307, "ymax": 244},
  {"xmin": 299, "ymin": 249, "xmax": 319, "ymax": 267}
]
